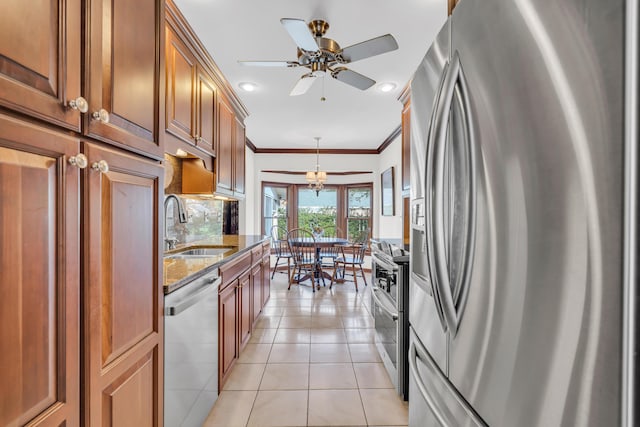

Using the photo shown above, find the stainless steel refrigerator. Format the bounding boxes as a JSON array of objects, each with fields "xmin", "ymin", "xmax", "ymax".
[{"xmin": 408, "ymin": 0, "xmax": 638, "ymax": 425}]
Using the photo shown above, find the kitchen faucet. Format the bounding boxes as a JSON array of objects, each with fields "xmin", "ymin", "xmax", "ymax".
[{"xmin": 164, "ymin": 194, "xmax": 187, "ymax": 250}]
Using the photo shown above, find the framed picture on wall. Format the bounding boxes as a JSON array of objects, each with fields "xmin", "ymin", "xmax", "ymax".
[{"xmin": 381, "ymin": 167, "xmax": 395, "ymax": 216}]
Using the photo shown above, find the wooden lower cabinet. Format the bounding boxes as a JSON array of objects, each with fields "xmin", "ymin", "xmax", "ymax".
[
  {"xmin": 218, "ymin": 243, "xmax": 271, "ymax": 390},
  {"xmin": 218, "ymin": 280, "xmax": 238, "ymax": 386},
  {"xmin": 251, "ymin": 264, "xmax": 262, "ymax": 325},
  {"xmin": 262, "ymin": 253, "xmax": 271, "ymax": 307},
  {"xmin": 83, "ymin": 143, "xmax": 163, "ymax": 426},
  {"xmin": 238, "ymin": 270, "xmax": 252, "ymax": 351},
  {"xmin": 0, "ymin": 114, "xmax": 80, "ymax": 427}
]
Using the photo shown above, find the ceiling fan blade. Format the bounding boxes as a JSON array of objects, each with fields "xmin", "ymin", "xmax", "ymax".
[
  {"xmin": 281, "ymin": 18, "xmax": 319, "ymax": 52},
  {"xmin": 331, "ymin": 67, "xmax": 375, "ymax": 90},
  {"xmin": 238, "ymin": 60, "xmax": 299, "ymax": 67},
  {"xmin": 290, "ymin": 73, "xmax": 317, "ymax": 96},
  {"xmin": 340, "ymin": 34, "xmax": 398, "ymax": 63}
]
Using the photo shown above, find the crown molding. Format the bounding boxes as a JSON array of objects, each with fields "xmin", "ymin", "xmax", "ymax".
[
  {"xmin": 254, "ymin": 148, "xmax": 379, "ymax": 155},
  {"xmin": 245, "ymin": 138, "xmax": 257, "ymax": 153},
  {"xmin": 262, "ymin": 170, "xmax": 373, "ymax": 175},
  {"xmin": 376, "ymin": 125, "xmax": 401, "ymax": 154},
  {"xmin": 398, "ymin": 81, "xmax": 411, "ymax": 105}
]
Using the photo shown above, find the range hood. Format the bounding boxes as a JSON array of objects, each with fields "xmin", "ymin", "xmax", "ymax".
[{"xmin": 165, "ymin": 153, "xmax": 215, "ymax": 195}]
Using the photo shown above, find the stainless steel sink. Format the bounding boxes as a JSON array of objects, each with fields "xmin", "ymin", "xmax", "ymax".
[{"xmin": 165, "ymin": 247, "xmax": 235, "ymax": 259}]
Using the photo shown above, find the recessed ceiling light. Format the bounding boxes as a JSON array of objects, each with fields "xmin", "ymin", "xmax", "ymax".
[
  {"xmin": 378, "ymin": 82, "xmax": 396, "ymax": 93},
  {"xmin": 239, "ymin": 82, "xmax": 257, "ymax": 92}
]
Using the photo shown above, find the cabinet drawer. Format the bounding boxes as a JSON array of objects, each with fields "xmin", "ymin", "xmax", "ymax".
[
  {"xmin": 219, "ymin": 251, "xmax": 251, "ymax": 289},
  {"xmin": 251, "ymin": 245, "xmax": 263, "ymax": 266}
]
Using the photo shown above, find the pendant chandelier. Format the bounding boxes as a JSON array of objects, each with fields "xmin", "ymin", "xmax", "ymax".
[{"xmin": 305, "ymin": 136, "xmax": 327, "ymax": 196}]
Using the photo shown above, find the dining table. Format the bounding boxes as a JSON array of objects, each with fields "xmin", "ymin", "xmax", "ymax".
[{"xmin": 288, "ymin": 236, "xmax": 349, "ymax": 287}]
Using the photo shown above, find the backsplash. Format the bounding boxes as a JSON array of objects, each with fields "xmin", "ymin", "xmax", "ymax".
[{"xmin": 166, "ymin": 196, "xmax": 224, "ymax": 245}]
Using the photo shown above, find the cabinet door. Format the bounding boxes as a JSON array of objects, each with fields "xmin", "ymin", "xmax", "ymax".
[
  {"xmin": 262, "ymin": 255, "xmax": 271, "ymax": 307},
  {"xmin": 238, "ymin": 270, "xmax": 252, "ymax": 351},
  {"xmin": 219, "ymin": 282, "xmax": 238, "ymax": 388},
  {"xmin": 251, "ymin": 264, "xmax": 262, "ymax": 325},
  {"xmin": 86, "ymin": 0, "xmax": 163, "ymax": 158},
  {"xmin": 401, "ymin": 100, "xmax": 411, "ymax": 192},
  {"xmin": 216, "ymin": 95, "xmax": 234, "ymax": 195},
  {"xmin": 233, "ymin": 116, "xmax": 246, "ymax": 195},
  {"xmin": 0, "ymin": 0, "xmax": 81, "ymax": 131},
  {"xmin": 165, "ymin": 25, "xmax": 196, "ymax": 147},
  {"xmin": 0, "ymin": 114, "xmax": 80, "ymax": 426},
  {"xmin": 196, "ymin": 67, "xmax": 216, "ymax": 155},
  {"xmin": 83, "ymin": 143, "xmax": 163, "ymax": 426}
]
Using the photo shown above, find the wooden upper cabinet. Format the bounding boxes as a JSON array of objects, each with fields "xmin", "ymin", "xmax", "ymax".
[
  {"xmin": 217, "ymin": 95, "xmax": 234, "ymax": 195},
  {"xmin": 165, "ymin": 24, "xmax": 217, "ymax": 158},
  {"xmin": 196, "ymin": 67, "xmax": 217, "ymax": 155},
  {"xmin": 165, "ymin": 25, "xmax": 196, "ymax": 146},
  {"xmin": 216, "ymin": 95, "xmax": 245, "ymax": 197},
  {"xmin": 0, "ymin": 0, "xmax": 82, "ymax": 131},
  {"xmin": 234, "ymin": 117, "xmax": 246, "ymax": 196},
  {"xmin": 86, "ymin": 0, "xmax": 163, "ymax": 159},
  {"xmin": 83, "ymin": 142, "xmax": 163, "ymax": 426},
  {"xmin": 0, "ymin": 114, "xmax": 80, "ymax": 426},
  {"xmin": 401, "ymin": 99, "xmax": 411, "ymax": 192}
]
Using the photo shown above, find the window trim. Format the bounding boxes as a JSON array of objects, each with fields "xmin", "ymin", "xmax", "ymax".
[{"xmin": 261, "ymin": 181, "xmax": 373, "ymax": 240}]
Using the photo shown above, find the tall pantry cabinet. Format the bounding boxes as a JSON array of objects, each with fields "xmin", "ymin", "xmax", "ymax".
[{"xmin": 0, "ymin": 0, "xmax": 165, "ymax": 426}]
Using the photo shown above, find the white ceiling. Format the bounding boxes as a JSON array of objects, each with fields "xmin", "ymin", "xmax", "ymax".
[{"xmin": 174, "ymin": 0, "xmax": 447, "ymax": 150}]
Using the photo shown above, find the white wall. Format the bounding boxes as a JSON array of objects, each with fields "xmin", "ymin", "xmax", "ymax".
[
  {"xmin": 250, "ymin": 152, "xmax": 378, "ymax": 235},
  {"xmin": 242, "ymin": 141, "xmax": 404, "ymax": 240},
  {"xmin": 241, "ymin": 147, "xmax": 256, "ymax": 235},
  {"xmin": 377, "ymin": 134, "xmax": 404, "ymax": 240}
]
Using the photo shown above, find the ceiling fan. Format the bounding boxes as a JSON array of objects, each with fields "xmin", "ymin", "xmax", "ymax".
[{"xmin": 239, "ymin": 18, "xmax": 399, "ymax": 96}]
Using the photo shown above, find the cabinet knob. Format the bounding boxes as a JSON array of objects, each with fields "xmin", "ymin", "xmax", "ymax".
[
  {"xmin": 195, "ymin": 136, "xmax": 203, "ymax": 143},
  {"xmin": 68, "ymin": 153, "xmax": 88, "ymax": 169},
  {"xmin": 91, "ymin": 160, "xmax": 109, "ymax": 174},
  {"xmin": 68, "ymin": 97, "xmax": 89, "ymax": 113},
  {"xmin": 91, "ymin": 109, "xmax": 110, "ymax": 124}
]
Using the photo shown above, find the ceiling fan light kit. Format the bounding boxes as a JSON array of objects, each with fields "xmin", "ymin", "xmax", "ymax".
[{"xmin": 239, "ymin": 18, "xmax": 398, "ymax": 96}]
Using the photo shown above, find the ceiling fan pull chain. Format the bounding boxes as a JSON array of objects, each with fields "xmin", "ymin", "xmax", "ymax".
[{"xmin": 321, "ymin": 74, "xmax": 326, "ymax": 102}]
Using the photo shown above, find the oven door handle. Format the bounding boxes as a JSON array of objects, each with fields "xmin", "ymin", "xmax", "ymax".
[
  {"xmin": 372, "ymin": 252, "xmax": 398, "ymax": 272},
  {"xmin": 371, "ymin": 286, "xmax": 399, "ymax": 320},
  {"xmin": 165, "ymin": 276, "xmax": 221, "ymax": 316}
]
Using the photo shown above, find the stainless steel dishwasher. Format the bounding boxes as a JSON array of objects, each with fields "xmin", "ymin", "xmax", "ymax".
[{"xmin": 164, "ymin": 269, "xmax": 221, "ymax": 427}]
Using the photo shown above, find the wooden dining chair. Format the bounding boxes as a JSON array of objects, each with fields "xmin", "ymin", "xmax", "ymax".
[
  {"xmin": 287, "ymin": 228, "xmax": 324, "ymax": 292},
  {"xmin": 330, "ymin": 228, "xmax": 369, "ymax": 291},
  {"xmin": 270, "ymin": 225, "xmax": 293, "ymax": 280},
  {"xmin": 319, "ymin": 225, "xmax": 343, "ymax": 271}
]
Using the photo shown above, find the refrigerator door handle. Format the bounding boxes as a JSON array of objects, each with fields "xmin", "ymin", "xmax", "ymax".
[
  {"xmin": 452, "ymin": 52, "xmax": 477, "ymax": 333},
  {"xmin": 428, "ymin": 53, "xmax": 457, "ymax": 335},
  {"xmin": 409, "ymin": 340, "xmax": 449, "ymax": 427},
  {"xmin": 410, "ymin": 334, "xmax": 487, "ymax": 426},
  {"xmin": 430, "ymin": 51, "xmax": 477, "ymax": 337},
  {"xmin": 425, "ymin": 61, "xmax": 451, "ymax": 333}
]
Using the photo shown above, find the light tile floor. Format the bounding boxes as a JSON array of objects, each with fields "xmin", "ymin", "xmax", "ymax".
[{"xmin": 203, "ymin": 270, "xmax": 408, "ymax": 427}]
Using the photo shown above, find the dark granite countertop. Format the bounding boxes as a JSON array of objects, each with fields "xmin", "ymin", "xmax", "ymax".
[{"xmin": 163, "ymin": 235, "xmax": 269, "ymax": 294}]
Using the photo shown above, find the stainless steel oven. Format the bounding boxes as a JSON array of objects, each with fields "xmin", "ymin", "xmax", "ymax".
[{"xmin": 371, "ymin": 242, "xmax": 410, "ymax": 400}]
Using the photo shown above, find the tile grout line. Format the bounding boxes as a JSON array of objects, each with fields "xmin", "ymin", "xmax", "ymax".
[{"xmin": 242, "ymin": 313, "xmax": 276, "ymax": 427}]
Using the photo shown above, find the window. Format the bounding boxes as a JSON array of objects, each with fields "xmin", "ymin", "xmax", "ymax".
[
  {"xmin": 261, "ymin": 182, "xmax": 373, "ymax": 240},
  {"xmin": 263, "ymin": 184, "xmax": 289, "ymax": 235},
  {"xmin": 297, "ymin": 187, "xmax": 337, "ymax": 232},
  {"xmin": 346, "ymin": 186, "xmax": 372, "ymax": 240}
]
